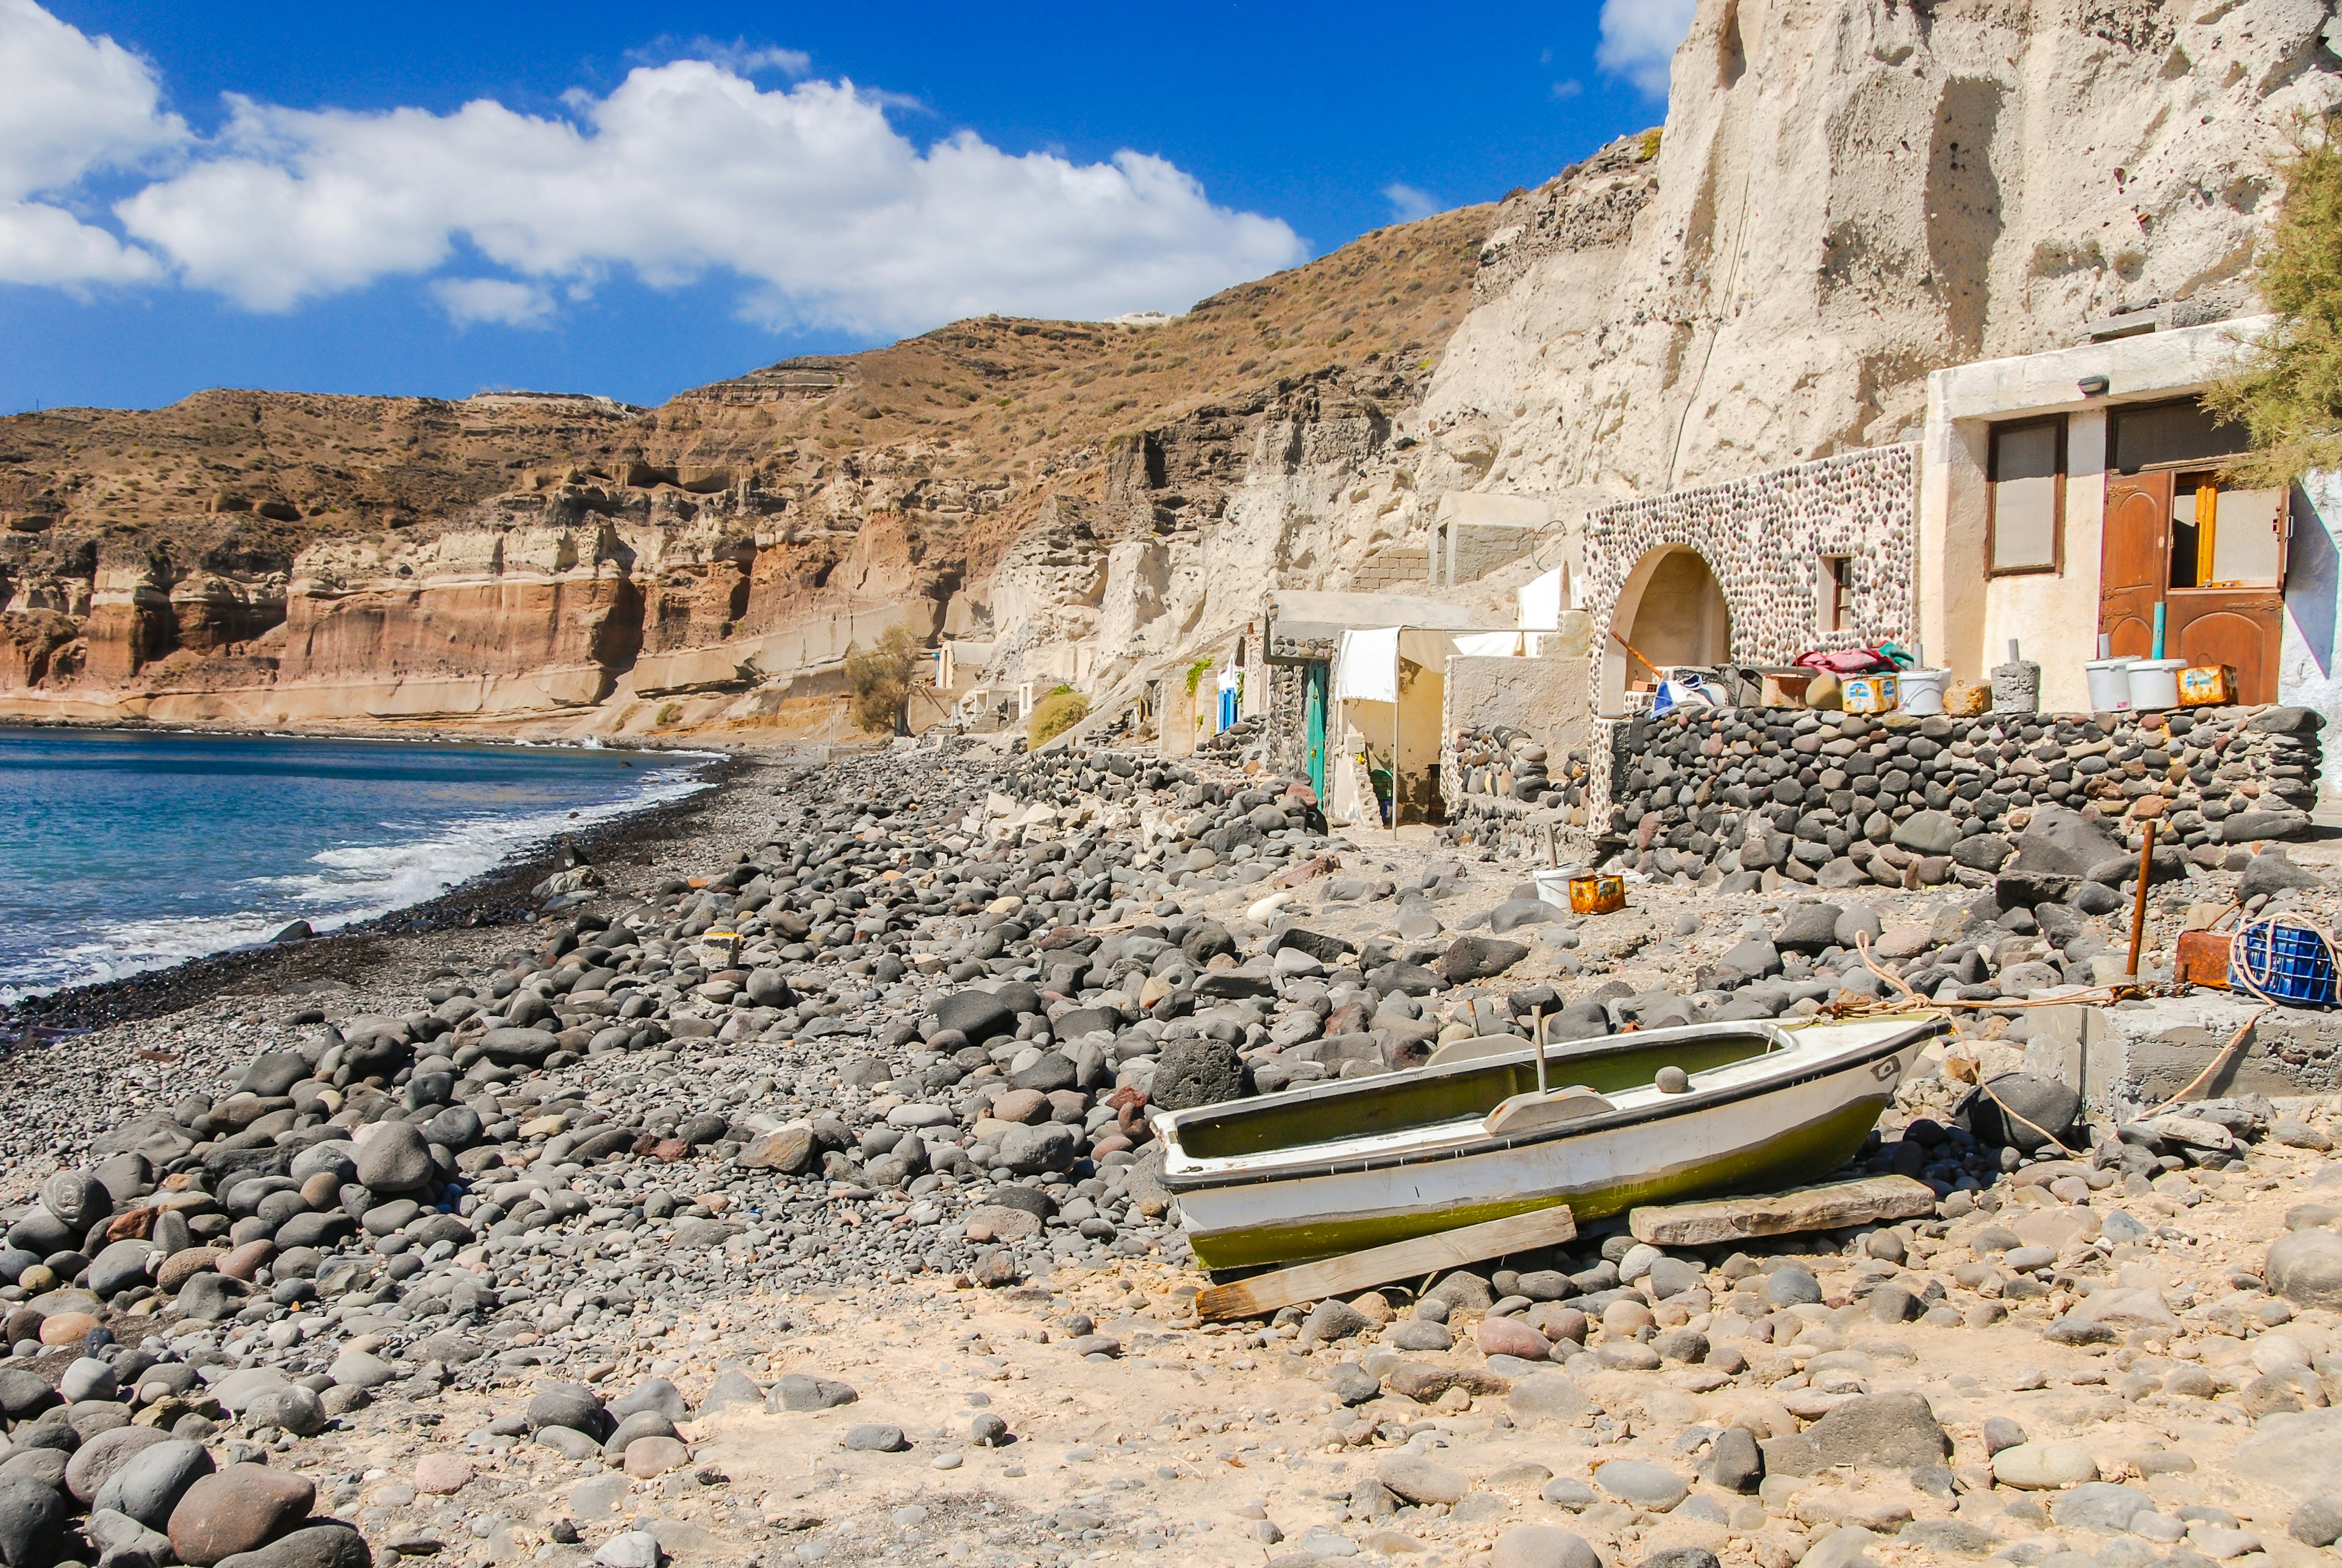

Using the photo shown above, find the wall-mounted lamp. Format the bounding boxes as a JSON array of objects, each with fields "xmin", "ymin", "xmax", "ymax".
[{"xmin": 2077, "ymin": 374, "xmax": 2111, "ymax": 397}]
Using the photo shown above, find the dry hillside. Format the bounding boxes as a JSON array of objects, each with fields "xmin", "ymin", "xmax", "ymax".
[{"xmin": 0, "ymin": 206, "xmax": 1492, "ymax": 562}]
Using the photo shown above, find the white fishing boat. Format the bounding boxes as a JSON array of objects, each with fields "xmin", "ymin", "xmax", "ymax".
[{"xmin": 1152, "ymin": 1012, "xmax": 1945, "ymax": 1272}]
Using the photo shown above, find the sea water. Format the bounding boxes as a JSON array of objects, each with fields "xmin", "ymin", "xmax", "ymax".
[{"xmin": 0, "ymin": 728, "xmax": 712, "ymax": 1002}]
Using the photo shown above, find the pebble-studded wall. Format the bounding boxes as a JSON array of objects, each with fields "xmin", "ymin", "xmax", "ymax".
[{"xmin": 1582, "ymin": 443, "xmax": 1918, "ymax": 672}]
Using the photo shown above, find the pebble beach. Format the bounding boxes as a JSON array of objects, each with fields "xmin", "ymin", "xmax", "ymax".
[{"xmin": 4, "ymin": 734, "xmax": 2342, "ymax": 1568}]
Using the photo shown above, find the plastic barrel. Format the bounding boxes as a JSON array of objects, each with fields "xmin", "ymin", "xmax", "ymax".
[
  {"xmin": 2084, "ymin": 657, "xmax": 2133, "ymax": 712},
  {"xmin": 2125, "ymin": 657, "xmax": 2187, "ymax": 712}
]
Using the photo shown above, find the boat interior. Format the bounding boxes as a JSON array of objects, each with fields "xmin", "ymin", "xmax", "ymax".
[{"xmin": 1164, "ymin": 1021, "xmax": 1791, "ymax": 1163}]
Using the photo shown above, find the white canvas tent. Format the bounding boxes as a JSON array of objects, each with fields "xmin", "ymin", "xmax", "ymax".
[{"xmin": 1328, "ymin": 625, "xmax": 1463, "ymax": 830}]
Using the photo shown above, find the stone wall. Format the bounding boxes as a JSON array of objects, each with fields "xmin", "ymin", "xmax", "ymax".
[
  {"xmin": 1443, "ymin": 654, "xmax": 1591, "ymax": 768},
  {"xmin": 1597, "ymin": 703, "xmax": 2325, "ymax": 892},
  {"xmin": 1348, "ymin": 547, "xmax": 1431, "ymax": 592},
  {"xmin": 1446, "ymin": 524, "xmax": 1538, "ymax": 587},
  {"xmin": 1583, "ymin": 445, "xmax": 1918, "ymax": 676}
]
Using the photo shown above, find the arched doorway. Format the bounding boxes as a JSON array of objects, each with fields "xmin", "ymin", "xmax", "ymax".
[{"xmin": 1603, "ymin": 545, "xmax": 1733, "ymax": 712}]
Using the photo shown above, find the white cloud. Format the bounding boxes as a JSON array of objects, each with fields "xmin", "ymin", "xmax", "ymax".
[
  {"xmin": 432, "ymin": 276, "xmax": 555, "ymax": 328},
  {"xmin": 1383, "ymin": 183, "xmax": 1443, "ymax": 224},
  {"xmin": 0, "ymin": 2, "xmax": 1308, "ymax": 334},
  {"xmin": 0, "ymin": 0, "xmax": 184, "ymax": 285},
  {"xmin": 1597, "ymin": 0, "xmax": 1698, "ymax": 98}
]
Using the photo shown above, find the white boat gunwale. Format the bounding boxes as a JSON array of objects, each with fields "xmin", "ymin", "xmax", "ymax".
[{"xmin": 1155, "ymin": 1014, "xmax": 1946, "ymax": 1190}]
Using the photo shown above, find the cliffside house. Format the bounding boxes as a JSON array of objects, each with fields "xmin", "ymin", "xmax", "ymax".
[{"xmin": 1916, "ymin": 311, "xmax": 2342, "ymax": 777}]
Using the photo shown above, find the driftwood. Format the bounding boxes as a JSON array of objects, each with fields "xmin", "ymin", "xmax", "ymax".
[
  {"xmin": 1195, "ymin": 1205, "xmax": 1578, "ymax": 1322},
  {"xmin": 1627, "ymin": 1175, "xmax": 1937, "ymax": 1248}
]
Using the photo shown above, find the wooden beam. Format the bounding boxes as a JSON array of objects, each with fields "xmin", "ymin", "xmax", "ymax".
[
  {"xmin": 1194, "ymin": 1205, "xmax": 1577, "ymax": 1322},
  {"xmin": 1627, "ymin": 1175, "xmax": 1938, "ymax": 1248}
]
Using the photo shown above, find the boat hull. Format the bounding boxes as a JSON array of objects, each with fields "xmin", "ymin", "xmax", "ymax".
[{"xmin": 1170, "ymin": 1033, "xmax": 1928, "ymax": 1272}]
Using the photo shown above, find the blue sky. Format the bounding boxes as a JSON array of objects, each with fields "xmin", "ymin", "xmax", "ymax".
[{"xmin": 0, "ymin": 1, "xmax": 1692, "ymax": 415}]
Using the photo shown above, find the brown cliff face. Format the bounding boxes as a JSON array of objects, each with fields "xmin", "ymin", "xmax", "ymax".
[{"xmin": 0, "ymin": 208, "xmax": 1490, "ymax": 732}]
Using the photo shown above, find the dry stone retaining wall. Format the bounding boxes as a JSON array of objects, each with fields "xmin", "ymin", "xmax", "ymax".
[
  {"xmin": 1599, "ymin": 703, "xmax": 2325, "ymax": 892},
  {"xmin": 1583, "ymin": 444, "xmax": 1918, "ymax": 673}
]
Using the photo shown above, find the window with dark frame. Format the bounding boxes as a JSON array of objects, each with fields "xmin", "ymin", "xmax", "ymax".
[
  {"xmin": 1819, "ymin": 555, "xmax": 1852, "ymax": 632},
  {"xmin": 1988, "ymin": 417, "xmax": 2065, "ymax": 575}
]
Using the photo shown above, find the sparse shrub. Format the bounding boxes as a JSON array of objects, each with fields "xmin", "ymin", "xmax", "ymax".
[
  {"xmin": 1028, "ymin": 686, "xmax": 1088, "ymax": 747},
  {"xmin": 845, "ymin": 625, "xmax": 925, "ymax": 736},
  {"xmin": 2208, "ymin": 115, "xmax": 2342, "ymax": 486}
]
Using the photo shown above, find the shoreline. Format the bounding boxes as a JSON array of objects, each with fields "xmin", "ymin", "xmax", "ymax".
[
  {"xmin": 1, "ymin": 742, "xmax": 762, "ymax": 1034},
  {"xmin": 0, "ymin": 709, "xmax": 781, "ymax": 754}
]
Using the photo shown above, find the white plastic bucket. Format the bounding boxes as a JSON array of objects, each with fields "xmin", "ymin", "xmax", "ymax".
[
  {"xmin": 2084, "ymin": 657, "xmax": 2134, "ymax": 712},
  {"xmin": 1532, "ymin": 868, "xmax": 1574, "ymax": 909},
  {"xmin": 1900, "ymin": 668, "xmax": 1949, "ymax": 716},
  {"xmin": 2127, "ymin": 657, "xmax": 2188, "ymax": 712}
]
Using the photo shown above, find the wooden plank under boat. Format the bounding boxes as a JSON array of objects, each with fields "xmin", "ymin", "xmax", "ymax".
[{"xmin": 1150, "ymin": 1012, "xmax": 1947, "ymax": 1273}]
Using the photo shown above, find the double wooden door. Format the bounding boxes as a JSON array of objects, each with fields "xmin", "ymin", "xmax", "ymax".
[{"xmin": 2099, "ymin": 471, "xmax": 2286, "ymax": 703}]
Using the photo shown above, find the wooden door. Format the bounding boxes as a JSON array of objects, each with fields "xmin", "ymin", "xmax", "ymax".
[
  {"xmin": 2168, "ymin": 598, "xmax": 2285, "ymax": 703},
  {"xmin": 2099, "ymin": 472, "xmax": 2171, "ymax": 657}
]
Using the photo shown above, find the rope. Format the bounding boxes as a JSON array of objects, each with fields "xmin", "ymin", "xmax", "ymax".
[
  {"xmin": 1830, "ymin": 931, "xmax": 2178, "ymax": 1020},
  {"xmin": 1842, "ymin": 931, "xmax": 2082, "ymax": 1154},
  {"xmin": 2140, "ymin": 1008, "xmax": 2269, "ymax": 1119},
  {"xmin": 2226, "ymin": 911, "xmax": 2341, "ymax": 1009},
  {"xmin": 1943, "ymin": 1051, "xmax": 2077, "ymax": 1157}
]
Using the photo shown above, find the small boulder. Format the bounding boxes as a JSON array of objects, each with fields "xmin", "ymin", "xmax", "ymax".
[
  {"xmin": 2241, "ymin": 852, "xmax": 2322, "ymax": 900},
  {"xmin": 767, "ymin": 1375, "xmax": 857, "ymax": 1412},
  {"xmin": 2010, "ymin": 807, "xmax": 2125, "ymax": 878},
  {"xmin": 1149, "ymin": 1039, "xmax": 1247, "ymax": 1111},
  {"xmin": 1376, "ymin": 1455, "xmax": 1467, "ymax": 1506},
  {"xmin": 2268, "ymin": 1228, "xmax": 2342, "ymax": 1311},
  {"xmin": 1438, "ymin": 937, "xmax": 1529, "ymax": 984},
  {"xmin": 210, "ymin": 1525, "xmax": 371, "ymax": 1568},
  {"xmin": 1893, "ymin": 812, "xmax": 1962, "ymax": 857},
  {"xmin": 525, "ymin": 1382, "xmax": 607, "ymax": 1438},
  {"xmin": 1488, "ymin": 1524, "xmax": 1600, "ymax": 1568},
  {"xmin": 354, "ymin": 1124, "xmax": 433, "ymax": 1194},
  {"xmin": 1592, "ymin": 1459, "xmax": 1688, "ymax": 1510},
  {"xmin": 1301, "ymin": 1300, "xmax": 1369, "ymax": 1345},
  {"xmin": 92, "ymin": 1440, "xmax": 213, "ymax": 1530},
  {"xmin": 1773, "ymin": 904, "xmax": 1844, "ymax": 955},
  {"xmin": 167, "ymin": 1464, "xmax": 314, "ymax": 1567},
  {"xmin": 0, "ymin": 1475, "xmax": 62, "ymax": 1568},
  {"xmin": 1957, "ymin": 1072, "xmax": 2082, "ymax": 1154},
  {"xmin": 1991, "ymin": 1442, "xmax": 2097, "ymax": 1489}
]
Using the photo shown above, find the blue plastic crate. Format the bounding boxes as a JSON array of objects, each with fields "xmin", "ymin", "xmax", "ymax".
[{"xmin": 2232, "ymin": 920, "xmax": 2339, "ymax": 1008}]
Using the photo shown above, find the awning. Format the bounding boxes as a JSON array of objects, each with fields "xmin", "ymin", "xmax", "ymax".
[
  {"xmin": 1453, "ymin": 631, "xmax": 1528, "ymax": 657},
  {"xmin": 1331, "ymin": 626, "xmax": 1460, "ymax": 703}
]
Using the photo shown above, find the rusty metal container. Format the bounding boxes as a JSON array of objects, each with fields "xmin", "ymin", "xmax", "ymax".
[
  {"xmin": 1568, "ymin": 874, "xmax": 1627, "ymax": 915},
  {"xmin": 2175, "ymin": 928, "xmax": 2233, "ymax": 990}
]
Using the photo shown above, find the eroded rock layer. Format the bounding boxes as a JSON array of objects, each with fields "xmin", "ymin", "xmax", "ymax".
[{"xmin": 3, "ymin": 0, "xmax": 2337, "ymax": 735}]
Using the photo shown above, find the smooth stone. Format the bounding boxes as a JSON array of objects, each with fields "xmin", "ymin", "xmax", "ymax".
[
  {"xmin": 1992, "ymin": 1442, "xmax": 2097, "ymax": 1489},
  {"xmin": 93, "ymin": 1440, "xmax": 213, "ymax": 1531},
  {"xmin": 210, "ymin": 1525, "xmax": 371, "ymax": 1568},
  {"xmin": 1376, "ymin": 1455, "xmax": 1468, "ymax": 1506},
  {"xmin": 1488, "ymin": 1523, "xmax": 1600, "ymax": 1568},
  {"xmin": 1592, "ymin": 1459, "xmax": 1688, "ymax": 1509},
  {"xmin": 167, "ymin": 1463, "xmax": 314, "ymax": 1566}
]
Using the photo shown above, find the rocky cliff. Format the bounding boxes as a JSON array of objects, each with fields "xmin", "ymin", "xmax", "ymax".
[
  {"xmin": 0, "ymin": 213, "xmax": 1486, "ymax": 734},
  {"xmin": 4, "ymin": 0, "xmax": 2336, "ymax": 739}
]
